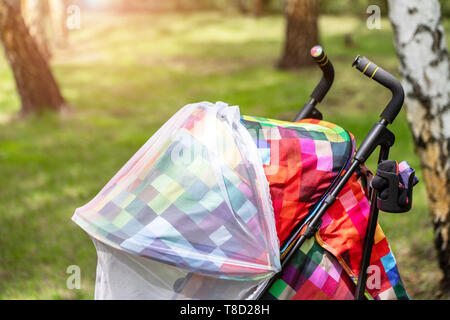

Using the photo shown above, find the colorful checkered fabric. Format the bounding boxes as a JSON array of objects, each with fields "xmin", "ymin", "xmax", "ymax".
[
  {"xmin": 242, "ymin": 116, "xmax": 408, "ymax": 300},
  {"xmin": 240, "ymin": 116, "xmax": 354, "ymax": 245},
  {"xmin": 316, "ymin": 172, "xmax": 409, "ymax": 300},
  {"xmin": 264, "ymin": 237, "xmax": 356, "ymax": 300},
  {"xmin": 73, "ymin": 103, "xmax": 280, "ymax": 280}
]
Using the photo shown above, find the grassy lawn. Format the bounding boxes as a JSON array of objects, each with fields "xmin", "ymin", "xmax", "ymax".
[{"xmin": 0, "ymin": 12, "xmax": 448, "ymax": 299}]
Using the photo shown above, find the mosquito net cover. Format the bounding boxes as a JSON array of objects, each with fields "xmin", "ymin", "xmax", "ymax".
[{"xmin": 73, "ymin": 102, "xmax": 281, "ymax": 299}]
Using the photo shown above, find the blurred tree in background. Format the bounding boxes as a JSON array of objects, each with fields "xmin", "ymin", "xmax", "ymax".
[
  {"xmin": 48, "ymin": 0, "xmax": 70, "ymax": 48},
  {"xmin": 0, "ymin": 0, "xmax": 66, "ymax": 115},
  {"xmin": 278, "ymin": 0, "xmax": 319, "ymax": 69},
  {"xmin": 232, "ymin": 0, "xmax": 271, "ymax": 16},
  {"xmin": 21, "ymin": 0, "xmax": 52, "ymax": 60},
  {"xmin": 20, "ymin": 0, "xmax": 70, "ymax": 55}
]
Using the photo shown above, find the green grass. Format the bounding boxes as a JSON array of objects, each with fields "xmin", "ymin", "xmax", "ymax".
[{"xmin": 0, "ymin": 12, "xmax": 448, "ymax": 299}]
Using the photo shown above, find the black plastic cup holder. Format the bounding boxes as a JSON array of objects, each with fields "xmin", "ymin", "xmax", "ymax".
[{"xmin": 373, "ymin": 160, "xmax": 415, "ymax": 213}]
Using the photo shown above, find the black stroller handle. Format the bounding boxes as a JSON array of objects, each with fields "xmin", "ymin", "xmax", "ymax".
[
  {"xmin": 294, "ymin": 45, "xmax": 334, "ymax": 121},
  {"xmin": 352, "ymin": 55, "xmax": 404, "ymax": 124},
  {"xmin": 310, "ymin": 45, "xmax": 335, "ymax": 103}
]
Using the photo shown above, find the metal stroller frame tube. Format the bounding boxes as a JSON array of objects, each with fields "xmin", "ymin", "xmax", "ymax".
[
  {"xmin": 257, "ymin": 55, "xmax": 405, "ymax": 300},
  {"xmin": 354, "ymin": 144, "xmax": 390, "ymax": 300},
  {"xmin": 256, "ymin": 159, "xmax": 363, "ymax": 300},
  {"xmin": 352, "ymin": 55, "xmax": 405, "ymax": 300},
  {"xmin": 281, "ymin": 159, "xmax": 362, "ymax": 264}
]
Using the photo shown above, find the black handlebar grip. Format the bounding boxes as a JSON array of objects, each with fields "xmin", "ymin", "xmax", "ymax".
[
  {"xmin": 352, "ymin": 55, "xmax": 404, "ymax": 124},
  {"xmin": 310, "ymin": 45, "xmax": 334, "ymax": 103}
]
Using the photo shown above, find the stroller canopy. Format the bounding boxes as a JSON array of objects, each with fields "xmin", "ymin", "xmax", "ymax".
[{"xmin": 73, "ymin": 102, "xmax": 281, "ymax": 283}]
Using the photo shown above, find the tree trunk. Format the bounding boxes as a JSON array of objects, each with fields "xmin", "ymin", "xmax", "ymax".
[
  {"xmin": 278, "ymin": 0, "xmax": 319, "ymax": 69},
  {"xmin": 252, "ymin": 0, "xmax": 263, "ymax": 17},
  {"xmin": 0, "ymin": 0, "xmax": 66, "ymax": 115},
  {"xmin": 48, "ymin": 0, "xmax": 69, "ymax": 48},
  {"xmin": 388, "ymin": 0, "xmax": 450, "ymax": 296},
  {"xmin": 234, "ymin": 0, "xmax": 250, "ymax": 14},
  {"xmin": 21, "ymin": 0, "xmax": 52, "ymax": 60}
]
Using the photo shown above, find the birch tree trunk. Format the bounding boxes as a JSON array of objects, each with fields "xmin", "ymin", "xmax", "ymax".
[
  {"xmin": 278, "ymin": 0, "xmax": 319, "ymax": 69},
  {"xmin": 388, "ymin": 0, "xmax": 450, "ymax": 295},
  {"xmin": 0, "ymin": 0, "xmax": 66, "ymax": 114}
]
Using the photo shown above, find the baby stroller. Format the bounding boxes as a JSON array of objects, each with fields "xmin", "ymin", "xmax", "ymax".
[{"xmin": 72, "ymin": 46, "xmax": 417, "ymax": 300}]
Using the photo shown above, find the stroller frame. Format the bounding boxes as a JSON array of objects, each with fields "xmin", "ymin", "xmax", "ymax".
[{"xmin": 257, "ymin": 47, "xmax": 405, "ymax": 300}]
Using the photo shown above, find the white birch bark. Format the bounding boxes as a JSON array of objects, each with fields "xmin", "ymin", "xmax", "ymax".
[{"xmin": 388, "ymin": 0, "xmax": 450, "ymax": 293}]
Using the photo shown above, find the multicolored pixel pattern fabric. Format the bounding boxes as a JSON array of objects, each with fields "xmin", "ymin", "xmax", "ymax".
[
  {"xmin": 264, "ymin": 237, "xmax": 356, "ymax": 300},
  {"xmin": 240, "ymin": 116, "xmax": 354, "ymax": 245},
  {"xmin": 241, "ymin": 116, "xmax": 408, "ymax": 300},
  {"xmin": 316, "ymin": 172, "xmax": 409, "ymax": 300}
]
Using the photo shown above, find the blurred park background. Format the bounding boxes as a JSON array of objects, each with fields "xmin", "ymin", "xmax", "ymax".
[{"xmin": 0, "ymin": 0, "xmax": 449, "ymax": 299}]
